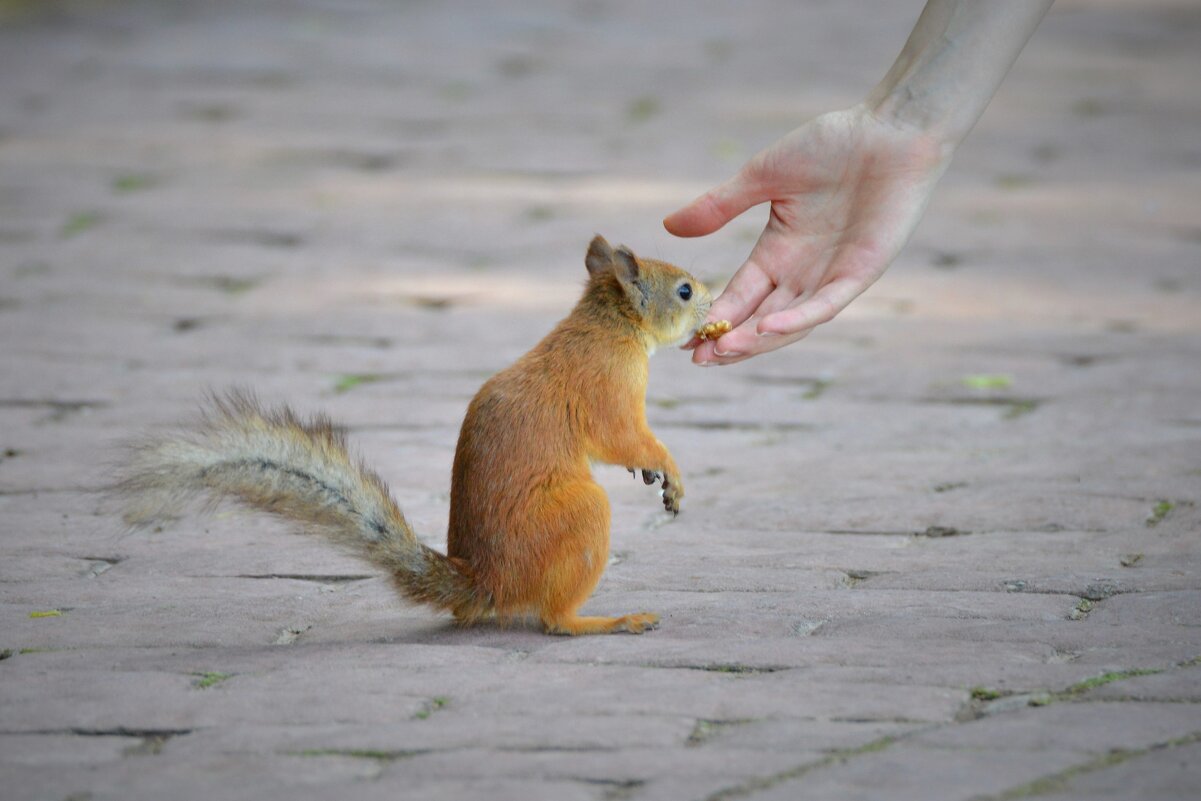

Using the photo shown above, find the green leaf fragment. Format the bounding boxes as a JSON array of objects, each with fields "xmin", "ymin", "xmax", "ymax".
[
  {"xmin": 627, "ymin": 95, "xmax": 661, "ymax": 123},
  {"xmin": 970, "ymin": 686, "xmax": 1003, "ymax": 701},
  {"xmin": 333, "ymin": 373, "xmax": 385, "ymax": 394},
  {"xmin": 61, "ymin": 212, "xmax": 101, "ymax": 238},
  {"xmin": 113, "ymin": 173, "xmax": 156, "ymax": 193},
  {"xmin": 962, "ymin": 374, "xmax": 1013, "ymax": 390},
  {"xmin": 1146, "ymin": 500, "xmax": 1174, "ymax": 527},
  {"xmin": 192, "ymin": 671, "xmax": 233, "ymax": 689}
]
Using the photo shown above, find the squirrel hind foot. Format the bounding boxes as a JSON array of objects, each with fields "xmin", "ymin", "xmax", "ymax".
[{"xmin": 543, "ymin": 612, "xmax": 660, "ymax": 636}]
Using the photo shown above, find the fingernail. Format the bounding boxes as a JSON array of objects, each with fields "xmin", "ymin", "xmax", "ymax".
[
  {"xmin": 713, "ymin": 349, "xmax": 743, "ymax": 358},
  {"xmin": 698, "ymin": 360, "xmax": 716, "ymax": 367}
]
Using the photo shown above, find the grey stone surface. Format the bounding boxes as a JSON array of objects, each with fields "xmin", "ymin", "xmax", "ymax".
[
  {"xmin": 2, "ymin": 1, "xmax": 1200, "ymax": 799},
  {"xmin": 1034, "ymin": 741, "xmax": 1201, "ymax": 801}
]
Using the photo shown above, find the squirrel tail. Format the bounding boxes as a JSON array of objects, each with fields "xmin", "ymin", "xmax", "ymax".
[{"xmin": 116, "ymin": 390, "xmax": 493, "ymax": 623}]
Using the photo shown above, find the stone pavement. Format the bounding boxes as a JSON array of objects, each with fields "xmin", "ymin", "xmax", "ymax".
[{"xmin": 2, "ymin": 1, "xmax": 1199, "ymax": 798}]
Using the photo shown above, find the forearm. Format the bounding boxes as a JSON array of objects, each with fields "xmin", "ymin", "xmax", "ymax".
[{"xmin": 866, "ymin": 0, "xmax": 1054, "ymax": 149}]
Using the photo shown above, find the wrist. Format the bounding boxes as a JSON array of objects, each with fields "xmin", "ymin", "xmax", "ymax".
[
  {"xmin": 862, "ymin": 86, "xmax": 967, "ymax": 156},
  {"xmin": 849, "ymin": 100, "xmax": 957, "ymax": 177},
  {"xmin": 864, "ymin": 0, "xmax": 1055, "ymax": 154}
]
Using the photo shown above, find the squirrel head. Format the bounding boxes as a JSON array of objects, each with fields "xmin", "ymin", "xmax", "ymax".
[{"xmin": 585, "ymin": 235, "xmax": 713, "ymax": 352}]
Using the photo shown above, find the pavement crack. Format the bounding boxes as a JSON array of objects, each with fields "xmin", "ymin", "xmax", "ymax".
[
  {"xmin": 1001, "ymin": 580, "xmax": 1136, "ymax": 600},
  {"xmin": 916, "ymin": 525, "xmax": 971, "ymax": 538},
  {"xmin": 828, "ymin": 716, "xmax": 928, "ymax": 724},
  {"xmin": 701, "ymin": 733, "xmax": 905, "ymax": 801},
  {"xmin": 966, "ymin": 655, "xmax": 1200, "ymax": 716},
  {"xmin": 1076, "ymin": 695, "xmax": 1201, "ymax": 704},
  {"xmin": 644, "ymin": 663, "xmax": 792, "ymax": 675},
  {"xmin": 967, "ymin": 731, "xmax": 1201, "ymax": 800},
  {"xmin": 11, "ymin": 727, "xmax": 195, "ymax": 739},
  {"xmin": 825, "ymin": 529, "xmax": 917, "ymax": 536},
  {"xmin": 76, "ymin": 554, "xmax": 126, "ymax": 578},
  {"xmin": 687, "ymin": 718, "xmax": 756, "ymax": 747},
  {"xmin": 0, "ymin": 487, "xmax": 97, "ymax": 496},
  {"xmin": 708, "ymin": 655, "xmax": 1200, "ymax": 801},
  {"xmin": 569, "ymin": 777, "xmax": 646, "ymax": 801},
  {"xmin": 498, "ymin": 745, "xmax": 619, "ymax": 753},
  {"xmin": 839, "ymin": 569, "xmax": 885, "ymax": 587},
  {"xmin": 653, "ymin": 420, "xmax": 814, "ymax": 433},
  {"xmin": 284, "ymin": 748, "xmax": 429, "ymax": 761},
  {"xmin": 917, "ymin": 396, "xmax": 1045, "ymax": 420},
  {"xmin": 0, "ymin": 398, "xmax": 109, "ymax": 424},
  {"xmin": 235, "ymin": 573, "xmax": 375, "ymax": 583}
]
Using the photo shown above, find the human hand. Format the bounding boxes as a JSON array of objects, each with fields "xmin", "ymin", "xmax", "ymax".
[{"xmin": 664, "ymin": 104, "xmax": 952, "ymax": 365}]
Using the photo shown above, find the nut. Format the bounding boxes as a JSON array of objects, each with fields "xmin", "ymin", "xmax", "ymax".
[{"xmin": 696, "ymin": 320, "xmax": 732, "ymax": 341}]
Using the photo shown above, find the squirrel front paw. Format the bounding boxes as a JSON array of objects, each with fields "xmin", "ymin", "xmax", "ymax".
[
  {"xmin": 662, "ymin": 474, "xmax": 684, "ymax": 515},
  {"xmin": 627, "ymin": 468, "xmax": 682, "ymax": 514}
]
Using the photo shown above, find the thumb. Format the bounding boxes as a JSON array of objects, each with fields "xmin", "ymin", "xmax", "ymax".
[{"xmin": 663, "ymin": 170, "xmax": 767, "ymax": 238}]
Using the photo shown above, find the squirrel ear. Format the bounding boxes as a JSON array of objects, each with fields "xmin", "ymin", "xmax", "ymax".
[
  {"xmin": 586, "ymin": 236, "xmax": 642, "ymax": 285},
  {"xmin": 585, "ymin": 235, "xmax": 614, "ymax": 276},
  {"xmin": 613, "ymin": 246, "xmax": 640, "ymax": 283}
]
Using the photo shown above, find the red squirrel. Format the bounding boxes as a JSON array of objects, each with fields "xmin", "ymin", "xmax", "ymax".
[{"xmin": 119, "ymin": 236, "xmax": 716, "ymax": 635}]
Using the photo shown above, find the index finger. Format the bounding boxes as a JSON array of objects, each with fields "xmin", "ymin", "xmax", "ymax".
[{"xmin": 708, "ymin": 258, "xmax": 774, "ymax": 328}]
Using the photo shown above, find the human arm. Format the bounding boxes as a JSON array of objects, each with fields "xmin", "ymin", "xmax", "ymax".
[{"xmin": 665, "ymin": 0, "xmax": 1055, "ymax": 365}]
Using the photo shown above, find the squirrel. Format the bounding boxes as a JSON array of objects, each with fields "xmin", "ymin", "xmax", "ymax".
[{"xmin": 118, "ymin": 236, "xmax": 715, "ymax": 635}]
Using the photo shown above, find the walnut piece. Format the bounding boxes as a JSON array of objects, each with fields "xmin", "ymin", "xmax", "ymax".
[{"xmin": 696, "ymin": 320, "xmax": 732, "ymax": 341}]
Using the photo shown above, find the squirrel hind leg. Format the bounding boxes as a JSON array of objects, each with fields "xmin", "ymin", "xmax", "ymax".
[
  {"xmin": 543, "ymin": 612, "xmax": 660, "ymax": 636},
  {"xmin": 530, "ymin": 480, "xmax": 659, "ymax": 635}
]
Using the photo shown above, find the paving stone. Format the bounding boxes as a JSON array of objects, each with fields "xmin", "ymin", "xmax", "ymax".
[
  {"xmin": 1081, "ymin": 664, "xmax": 1201, "ymax": 703},
  {"xmin": 913, "ymin": 702, "xmax": 1201, "ymax": 753},
  {"xmin": 1, "ymin": 0, "xmax": 1199, "ymax": 799},
  {"xmin": 731, "ymin": 744, "xmax": 1090, "ymax": 801},
  {"xmin": 1034, "ymin": 741, "xmax": 1201, "ymax": 801}
]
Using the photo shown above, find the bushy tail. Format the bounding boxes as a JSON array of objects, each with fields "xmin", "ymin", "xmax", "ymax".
[{"xmin": 117, "ymin": 390, "xmax": 492, "ymax": 622}]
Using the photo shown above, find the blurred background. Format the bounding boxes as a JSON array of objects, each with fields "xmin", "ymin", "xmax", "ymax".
[
  {"xmin": 3, "ymin": 0, "xmax": 1200, "ymax": 567},
  {"xmin": 3, "ymin": 0, "xmax": 1198, "ymax": 332},
  {"xmin": 3, "ymin": 0, "xmax": 1200, "ymax": 542}
]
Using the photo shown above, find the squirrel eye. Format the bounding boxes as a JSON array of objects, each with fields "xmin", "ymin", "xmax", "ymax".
[{"xmin": 677, "ymin": 283, "xmax": 693, "ymax": 301}]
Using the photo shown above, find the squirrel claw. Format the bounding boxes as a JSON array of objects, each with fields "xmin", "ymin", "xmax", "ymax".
[
  {"xmin": 642, "ymin": 469, "xmax": 660, "ymax": 485},
  {"xmin": 660, "ymin": 475, "xmax": 682, "ymax": 514}
]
